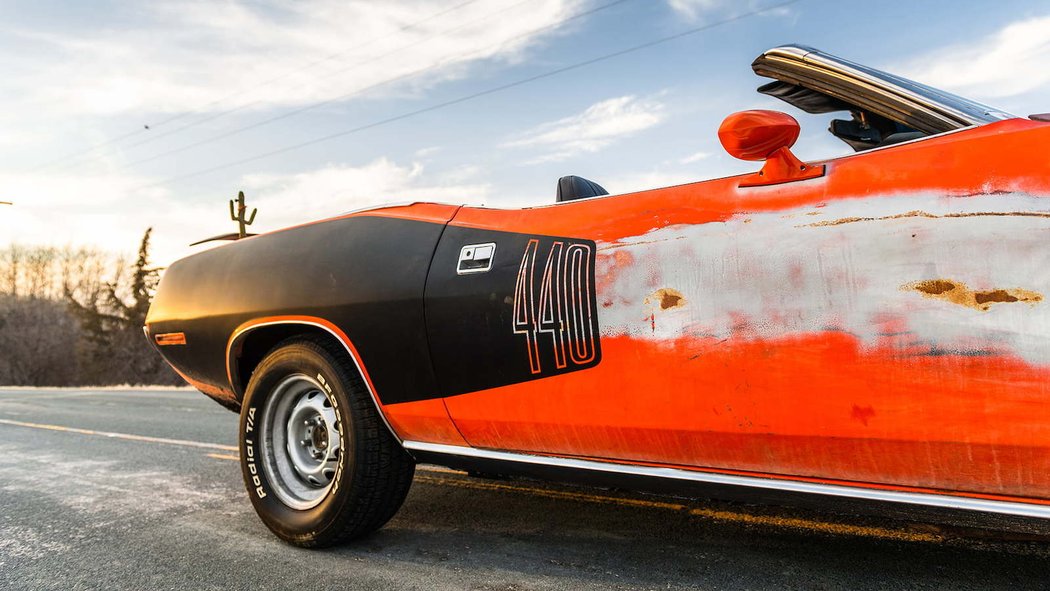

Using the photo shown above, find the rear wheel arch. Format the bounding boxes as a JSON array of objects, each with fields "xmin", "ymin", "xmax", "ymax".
[{"xmin": 227, "ymin": 318, "xmax": 402, "ymax": 443}]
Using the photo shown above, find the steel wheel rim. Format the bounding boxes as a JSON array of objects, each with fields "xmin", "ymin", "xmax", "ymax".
[{"xmin": 259, "ymin": 374, "xmax": 342, "ymax": 510}]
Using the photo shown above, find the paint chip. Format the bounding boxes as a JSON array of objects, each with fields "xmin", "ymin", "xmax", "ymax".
[
  {"xmin": 646, "ymin": 288, "xmax": 686, "ymax": 310},
  {"xmin": 904, "ymin": 279, "xmax": 1042, "ymax": 311}
]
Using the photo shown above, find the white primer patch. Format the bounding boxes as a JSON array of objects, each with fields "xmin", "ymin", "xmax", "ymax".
[{"xmin": 595, "ymin": 192, "xmax": 1050, "ymax": 364}]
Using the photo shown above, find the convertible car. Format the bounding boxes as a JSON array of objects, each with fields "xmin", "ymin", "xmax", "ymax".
[{"xmin": 146, "ymin": 45, "xmax": 1050, "ymax": 546}]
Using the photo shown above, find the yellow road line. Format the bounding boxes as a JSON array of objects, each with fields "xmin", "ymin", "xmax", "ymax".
[
  {"xmin": 0, "ymin": 418, "xmax": 238, "ymax": 452},
  {"xmin": 416, "ymin": 474, "xmax": 688, "ymax": 511},
  {"xmin": 415, "ymin": 475, "xmax": 944, "ymax": 543},
  {"xmin": 0, "ymin": 417, "xmax": 943, "ymax": 543},
  {"xmin": 687, "ymin": 507, "xmax": 943, "ymax": 542}
]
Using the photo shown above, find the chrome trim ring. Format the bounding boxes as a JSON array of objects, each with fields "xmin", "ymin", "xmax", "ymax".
[{"xmin": 260, "ymin": 374, "xmax": 341, "ymax": 510}]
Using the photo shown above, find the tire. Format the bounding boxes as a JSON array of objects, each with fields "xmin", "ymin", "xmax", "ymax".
[{"xmin": 238, "ymin": 336, "xmax": 415, "ymax": 547}]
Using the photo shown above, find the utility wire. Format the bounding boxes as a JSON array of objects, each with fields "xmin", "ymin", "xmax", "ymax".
[
  {"xmin": 72, "ymin": 0, "xmax": 506, "ymax": 161},
  {"xmin": 118, "ymin": 0, "xmax": 635, "ymax": 171},
  {"xmin": 143, "ymin": 0, "xmax": 801, "ymax": 190},
  {"xmin": 104, "ymin": 0, "xmax": 537, "ymax": 164},
  {"xmin": 32, "ymin": 0, "xmax": 483, "ymax": 172}
]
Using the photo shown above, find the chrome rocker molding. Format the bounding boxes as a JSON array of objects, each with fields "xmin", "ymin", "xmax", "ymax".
[
  {"xmin": 227, "ymin": 320, "xmax": 402, "ymax": 444},
  {"xmin": 403, "ymin": 441, "xmax": 1050, "ymax": 520}
]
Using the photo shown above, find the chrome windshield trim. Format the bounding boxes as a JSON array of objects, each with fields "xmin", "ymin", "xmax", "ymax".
[
  {"xmin": 761, "ymin": 45, "xmax": 1014, "ymax": 127},
  {"xmin": 403, "ymin": 441, "xmax": 1050, "ymax": 519}
]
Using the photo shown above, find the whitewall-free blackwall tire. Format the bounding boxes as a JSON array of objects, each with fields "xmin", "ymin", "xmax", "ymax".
[{"xmin": 239, "ymin": 337, "xmax": 415, "ymax": 547}]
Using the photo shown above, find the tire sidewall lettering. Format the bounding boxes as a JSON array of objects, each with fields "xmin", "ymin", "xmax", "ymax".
[
  {"xmin": 244, "ymin": 406, "xmax": 267, "ymax": 499},
  {"xmin": 240, "ymin": 351, "xmax": 355, "ymax": 537}
]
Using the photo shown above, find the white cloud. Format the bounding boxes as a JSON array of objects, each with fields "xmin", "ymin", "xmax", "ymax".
[
  {"xmin": 679, "ymin": 151, "xmax": 711, "ymax": 164},
  {"xmin": 242, "ymin": 158, "xmax": 488, "ymax": 223},
  {"xmin": 502, "ymin": 95, "xmax": 666, "ymax": 162},
  {"xmin": 894, "ymin": 15, "xmax": 1050, "ymax": 99},
  {"xmin": 666, "ymin": 0, "xmax": 791, "ymax": 22},
  {"xmin": 5, "ymin": 0, "xmax": 583, "ymax": 118},
  {"xmin": 414, "ymin": 146, "xmax": 442, "ymax": 158},
  {"xmin": 603, "ymin": 169, "xmax": 699, "ymax": 195},
  {"xmin": 0, "ymin": 159, "xmax": 489, "ymax": 267},
  {"xmin": 667, "ymin": 0, "xmax": 724, "ymax": 21}
]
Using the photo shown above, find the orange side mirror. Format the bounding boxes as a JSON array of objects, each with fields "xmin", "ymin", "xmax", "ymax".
[{"xmin": 718, "ymin": 110, "xmax": 824, "ymax": 187}]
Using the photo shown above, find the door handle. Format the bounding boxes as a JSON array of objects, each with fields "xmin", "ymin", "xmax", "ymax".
[{"xmin": 457, "ymin": 243, "xmax": 496, "ymax": 274}]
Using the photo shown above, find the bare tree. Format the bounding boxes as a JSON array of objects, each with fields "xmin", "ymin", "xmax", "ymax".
[
  {"xmin": 0, "ymin": 232, "xmax": 180, "ymax": 386},
  {"xmin": 67, "ymin": 229, "xmax": 180, "ymax": 386}
]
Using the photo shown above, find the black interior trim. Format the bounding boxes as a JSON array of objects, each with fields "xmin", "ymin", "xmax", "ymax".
[{"xmin": 557, "ymin": 175, "xmax": 609, "ymax": 203}]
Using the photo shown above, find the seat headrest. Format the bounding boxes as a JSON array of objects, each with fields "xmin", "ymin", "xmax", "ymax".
[{"xmin": 557, "ymin": 175, "xmax": 609, "ymax": 203}]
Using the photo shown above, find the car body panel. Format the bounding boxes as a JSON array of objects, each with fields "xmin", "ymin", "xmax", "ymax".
[
  {"xmin": 433, "ymin": 118, "xmax": 1050, "ymax": 500},
  {"xmin": 146, "ymin": 203, "xmax": 466, "ymax": 442},
  {"xmin": 146, "ymin": 47, "xmax": 1050, "ymax": 516}
]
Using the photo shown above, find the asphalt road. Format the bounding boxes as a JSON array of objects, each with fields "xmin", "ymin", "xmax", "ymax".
[{"xmin": 1, "ymin": 388, "xmax": 1049, "ymax": 590}]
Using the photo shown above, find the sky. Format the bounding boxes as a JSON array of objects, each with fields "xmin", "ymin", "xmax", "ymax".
[{"xmin": 1, "ymin": 0, "xmax": 1049, "ymax": 265}]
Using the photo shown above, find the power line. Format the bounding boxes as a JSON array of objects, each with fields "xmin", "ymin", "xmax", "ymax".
[
  {"xmin": 116, "ymin": 0, "xmax": 634, "ymax": 172},
  {"xmin": 32, "ymin": 0, "xmax": 483, "ymax": 172},
  {"xmin": 101, "ymin": 0, "xmax": 537, "ymax": 165},
  {"xmin": 143, "ymin": 0, "xmax": 801, "ymax": 190}
]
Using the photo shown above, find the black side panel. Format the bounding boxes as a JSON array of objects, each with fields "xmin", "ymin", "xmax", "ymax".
[
  {"xmin": 425, "ymin": 226, "xmax": 601, "ymax": 397},
  {"xmin": 146, "ymin": 216, "xmax": 446, "ymax": 406}
]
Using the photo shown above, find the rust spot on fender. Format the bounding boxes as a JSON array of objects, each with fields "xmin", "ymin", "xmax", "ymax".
[
  {"xmin": 646, "ymin": 288, "xmax": 686, "ymax": 310},
  {"xmin": 912, "ymin": 279, "xmax": 956, "ymax": 296},
  {"xmin": 904, "ymin": 279, "xmax": 1043, "ymax": 311}
]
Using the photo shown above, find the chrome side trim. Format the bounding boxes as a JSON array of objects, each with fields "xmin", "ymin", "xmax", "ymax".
[
  {"xmin": 403, "ymin": 441, "xmax": 1050, "ymax": 519},
  {"xmin": 228, "ymin": 320, "xmax": 402, "ymax": 444}
]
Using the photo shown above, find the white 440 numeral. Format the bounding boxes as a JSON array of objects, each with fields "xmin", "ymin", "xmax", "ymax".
[{"xmin": 512, "ymin": 239, "xmax": 596, "ymax": 374}]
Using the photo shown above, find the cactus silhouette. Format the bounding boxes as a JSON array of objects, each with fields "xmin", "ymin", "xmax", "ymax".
[{"xmin": 228, "ymin": 191, "xmax": 257, "ymax": 239}]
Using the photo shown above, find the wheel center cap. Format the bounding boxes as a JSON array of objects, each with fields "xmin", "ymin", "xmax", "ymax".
[{"xmin": 312, "ymin": 424, "xmax": 328, "ymax": 451}]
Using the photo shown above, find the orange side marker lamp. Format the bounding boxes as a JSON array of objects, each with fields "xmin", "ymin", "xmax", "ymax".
[
  {"xmin": 718, "ymin": 110, "xmax": 825, "ymax": 188},
  {"xmin": 154, "ymin": 332, "xmax": 187, "ymax": 346}
]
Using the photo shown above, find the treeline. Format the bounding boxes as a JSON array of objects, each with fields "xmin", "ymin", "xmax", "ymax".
[{"xmin": 0, "ymin": 230, "xmax": 181, "ymax": 387}]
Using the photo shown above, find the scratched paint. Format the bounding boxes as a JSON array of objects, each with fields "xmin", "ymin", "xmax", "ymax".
[
  {"xmin": 434, "ymin": 120, "xmax": 1050, "ymax": 502},
  {"xmin": 444, "ymin": 188, "xmax": 1050, "ymax": 497},
  {"xmin": 595, "ymin": 191, "xmax": 1050, "ymax": 365}
]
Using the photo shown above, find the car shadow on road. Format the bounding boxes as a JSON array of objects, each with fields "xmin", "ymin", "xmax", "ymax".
[{"xmin": 321, "ymin": 472, "xmax": 1050, "ymax": 590}]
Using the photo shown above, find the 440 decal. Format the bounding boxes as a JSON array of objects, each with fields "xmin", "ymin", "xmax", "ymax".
[{"xmin": 512, "ymin": 238, "xmax": 601, "ymax": 375}]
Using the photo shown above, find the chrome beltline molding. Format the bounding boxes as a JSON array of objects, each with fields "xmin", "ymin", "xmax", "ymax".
[{"xmin": 403, "ymin": 441, "xmax": 1050, "ymax": 519}]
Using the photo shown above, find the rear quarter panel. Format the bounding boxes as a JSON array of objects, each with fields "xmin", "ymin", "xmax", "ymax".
[{"xmin": 146, "ymin": 205, "xmax": 458, "ymax": 419}]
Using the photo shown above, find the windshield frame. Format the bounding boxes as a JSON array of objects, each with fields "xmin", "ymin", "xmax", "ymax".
[{"xmin": 754, "ymin": 45, "xmax": 1014, "ymax": 132}]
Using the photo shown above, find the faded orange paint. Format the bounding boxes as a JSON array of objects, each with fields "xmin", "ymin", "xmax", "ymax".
[
  {"xmin": 445, "ymin": 332, "xmax": 1050, "ymax": 499},
  {"xmin": 421, "ymin": 117, "xmax": 1050, "ymax": 502},
  {"xmin": 447, "ymin": 119, "xmax": 1050, "ymax": 242}
]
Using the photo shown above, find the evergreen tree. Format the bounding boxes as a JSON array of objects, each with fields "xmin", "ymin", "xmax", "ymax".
[{"xmin": 67, "ymin": 228, "xmax": 180, "ymax": 385}]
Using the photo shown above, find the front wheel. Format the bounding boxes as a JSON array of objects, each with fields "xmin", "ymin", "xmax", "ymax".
[{"xmin": 239, "ymin": 337, "xmax": 415, "ymax": 547}]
